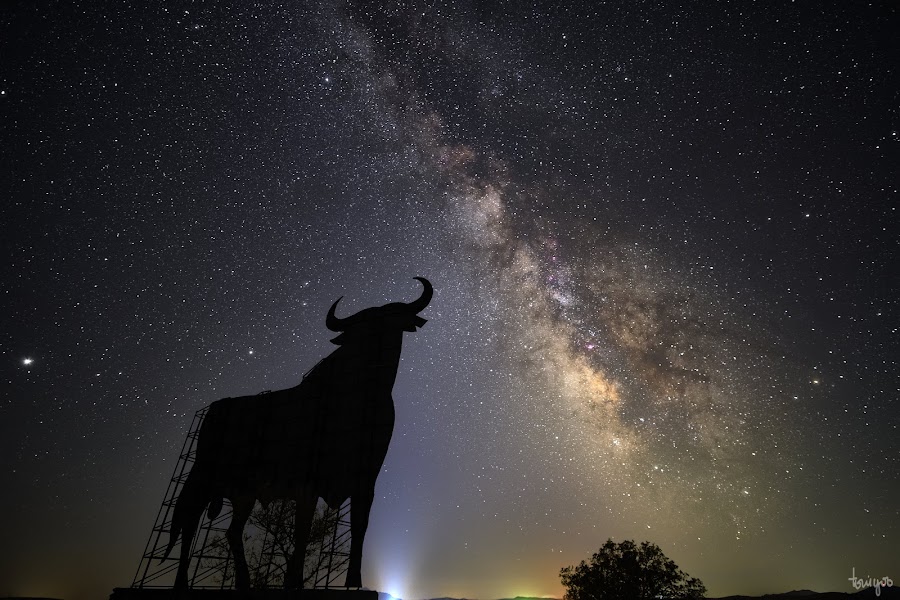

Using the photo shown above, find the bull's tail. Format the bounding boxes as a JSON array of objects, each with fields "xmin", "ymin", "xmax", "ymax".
[
  {"xmin": 161, "ymin": 514, "xmax": 180, "ymax": 563},
  {"xmin": 161, "ymin": 503, "xmax": 183, "ymax": 562},
  {"xmin": 161, "ymin": 469, "xmax": 212, "ymax": 563}
]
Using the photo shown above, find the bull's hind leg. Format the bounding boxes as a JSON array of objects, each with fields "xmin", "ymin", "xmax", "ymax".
[
  {"xmin": 284, "ymin": 491, "xmax": 318, "ymax": 590},
  {"xmin": 172, "ymin": 475, "xmax": 207, "ymax": 590},
  {"xmin": 173, "ymin": 507, "xmax": 203, "ymax": 589},
  {"xmin": 227, "ymin": 495, "xmax": 255, "ymax": 590}
]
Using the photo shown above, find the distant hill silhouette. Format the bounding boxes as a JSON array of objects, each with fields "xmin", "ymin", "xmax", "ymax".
[{"xmin": 710, "ymin": 585, "xmax": 900, "ymax": 599}]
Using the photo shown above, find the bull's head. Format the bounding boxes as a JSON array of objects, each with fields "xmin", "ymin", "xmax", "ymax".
[{"xmin": 325, "ymin": 277, "xmax": 433, "ymax": 345}]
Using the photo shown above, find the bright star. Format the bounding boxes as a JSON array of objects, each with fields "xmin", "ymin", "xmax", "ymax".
[{"xmin": 23, "ymin": 358, "xmax": 33, "ymax": 366}]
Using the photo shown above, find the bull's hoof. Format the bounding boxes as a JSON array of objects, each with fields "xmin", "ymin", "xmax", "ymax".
[
  {"xmin": 284, "ymin": 570, "xmax": 300, "ymax": 590},
  {"xmin": 345, "ymin": 571, "xmax": 362, "ymax": 589},
  {"xmin": 172, "ymin": 577, "xmax": 191, "ymax": 600}
]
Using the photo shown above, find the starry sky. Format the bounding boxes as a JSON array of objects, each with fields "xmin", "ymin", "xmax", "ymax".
[{"xmin": 2, "ymin": 2, "xmax": 897, "ymax": 600}]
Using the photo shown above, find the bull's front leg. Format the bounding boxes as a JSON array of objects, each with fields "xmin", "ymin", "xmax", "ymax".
[
  {"xmin": 346, "ymin": 488, "xmax": 375, "ymax": 589},
  {"xmin": 284, "ymin": 491, "xmax": 318, "ymax": 589}
]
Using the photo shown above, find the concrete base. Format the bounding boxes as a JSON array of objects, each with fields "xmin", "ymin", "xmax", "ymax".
[{"xmin": 110, "ymin": 589, "xmax": 378, "ymax": 600}]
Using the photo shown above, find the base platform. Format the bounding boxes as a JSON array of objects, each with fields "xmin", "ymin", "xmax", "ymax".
[{"xmin": 110, "ymin": 589, "xmax": 378, "ymax": 600}]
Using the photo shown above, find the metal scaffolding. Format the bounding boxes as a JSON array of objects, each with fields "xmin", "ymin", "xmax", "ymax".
[
  {"xmin": 130, "ymin": 406, "xmax": 353, "ymax": 590},
  {"xmin": 131, "ymin": 407, "xmax": 234, "ymax": 588}
]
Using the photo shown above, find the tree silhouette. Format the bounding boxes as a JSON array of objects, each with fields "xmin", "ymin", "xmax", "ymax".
[{"xmin": 560, "ymin": 539, "xmax": 706, "ymax": 600}]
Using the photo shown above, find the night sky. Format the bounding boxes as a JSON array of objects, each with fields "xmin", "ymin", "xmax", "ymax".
[{"xmin": 2, "ymin": 2, "xmax": 897, "ymax": 600}]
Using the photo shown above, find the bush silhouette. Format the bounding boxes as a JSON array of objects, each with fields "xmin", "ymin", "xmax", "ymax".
[{"xmin": 560, "ymin": 539, "xmax": 706, "ymax": 600}]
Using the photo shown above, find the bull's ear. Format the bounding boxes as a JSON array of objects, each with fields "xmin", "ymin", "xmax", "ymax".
[
  {"xmin": 403, "ymin": 315, "xmax": 428, "ymax": 332},
  {"xmin": 330, "ymin": 333, "xmax": 347, "ymax": 345},
  {"xmin": 401, "ymin": 315, "xmax": 427, "ymax": 332}
]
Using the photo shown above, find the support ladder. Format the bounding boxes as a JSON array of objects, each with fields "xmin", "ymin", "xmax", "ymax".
[{"xmin": 131, "ymin": 407, "xmax": 235, "ymax": 588}]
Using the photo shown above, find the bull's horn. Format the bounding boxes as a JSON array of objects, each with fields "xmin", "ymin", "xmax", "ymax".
[
  {"xmin": 326, "ymin": 297, "xmax": 346, "ymax": 331},
  {"xmin": 406, "ymin": 277, "xmax": 433, "ymax": 314}
]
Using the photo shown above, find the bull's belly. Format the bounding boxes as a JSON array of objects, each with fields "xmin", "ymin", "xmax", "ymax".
[{"xmin": 198, "ymin": 392, "xmax": 394, "ymax": 504}]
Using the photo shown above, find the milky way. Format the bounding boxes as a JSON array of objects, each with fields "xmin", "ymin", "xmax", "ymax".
[
  {"xmin": 2, "ymin": 2, "xmax": 896, "ymax": 600},
  {"xmin": 338, "ymin": 1, "xmax": 800, "ymax": 538}
]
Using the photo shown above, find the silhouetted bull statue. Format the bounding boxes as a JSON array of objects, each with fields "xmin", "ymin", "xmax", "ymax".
[{"xmin": 164, "ymin": 278, "xmax": 432, "ymax": 590}]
